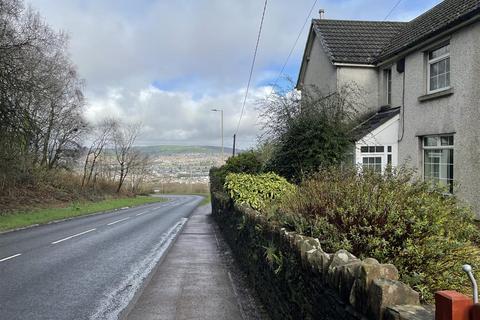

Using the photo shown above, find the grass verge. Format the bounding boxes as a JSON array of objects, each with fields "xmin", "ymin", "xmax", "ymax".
[
  {"xmin": 200, "ymin": 193, "xmax": 211, "ymax": 206},
  {"xmin": 0, "ymin": 196, "xmax": 166, "ymax": 232}
]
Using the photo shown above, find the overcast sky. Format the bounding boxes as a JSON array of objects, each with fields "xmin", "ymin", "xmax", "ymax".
[{"xmin": 28, "ymin": 0, "xmax": 440, "ymax": 149}]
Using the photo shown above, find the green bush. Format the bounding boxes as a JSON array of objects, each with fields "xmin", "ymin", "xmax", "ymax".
[
  {"xmin": 276, "ymin": 166, "xmax": 480, "ymax": 302},
  {"xmin": 224, "ymin": 172, "xmax": 295, "ymax": 211},
  {"xmin": 210, "ymin": 151, "xmax": 263, "ymax": 192},
  {"xmin": 259, "ymin": 84, "xmax": 360, "ymax": 183}
]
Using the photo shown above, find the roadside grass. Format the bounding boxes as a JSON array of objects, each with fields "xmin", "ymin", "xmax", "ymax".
[
  {"xmin": 0, "ymin": 196, "xmax": 166, "ymax": 232},
  {"xmin": 200, "ymin": 193, "xmax": 211, "ymax": 206}
]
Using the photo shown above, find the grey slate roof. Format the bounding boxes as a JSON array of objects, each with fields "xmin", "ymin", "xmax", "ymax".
[
  {"xmin": 312, "ymin": 19, "xmax": 406, "ymax": 64},
  {"xmin": 379, "ymin": 0, "xmax": 480, "ymax": 60},
  {"xmin": 312, "ymin": 0, "xmax": 480, "ymax": 65},
  {"xmin": 351, "ymin": 107, "xmax": 400, "ymax": 141}
]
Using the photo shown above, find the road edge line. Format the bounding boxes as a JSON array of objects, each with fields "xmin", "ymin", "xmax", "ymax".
[{"xmin": 117, "ymin": 217, "xmax": 190, "ymax": 320}]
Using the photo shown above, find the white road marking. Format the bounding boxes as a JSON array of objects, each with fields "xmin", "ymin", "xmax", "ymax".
[
  {"xmin": 107, "ymin": 217, "xmax": 130, "ymax": 226},
  {"xmin": 0, "ymin": 253, "xmax": 21, "ymax": 262},
  {"xmin": 91, "ymin": 217, "xmax": 188, "ymax": 320},
  {"xmin": 135, "ymin": 211, "xmax": 148, "ymax": 216},
  {"xmin": 51, "ymin": 228, "xmax": 96, "ymax": 244}
]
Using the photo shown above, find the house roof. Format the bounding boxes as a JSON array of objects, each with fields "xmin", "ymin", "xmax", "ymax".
[
  {"xmin": 312, "ymin": 19, "xmax": 406, "ymax": 64},
  {"xmin": 308, "ymin": 0, "xmax": 480, "ymax": 66},
  {"xmin": 379, "ymin": 0, "xmax": 480, "ymax": 60},
  {"xmin": 351, "ymin": 107, "xmax": 400, "ymax": 141}
]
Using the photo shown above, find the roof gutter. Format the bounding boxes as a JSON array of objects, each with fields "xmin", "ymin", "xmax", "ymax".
[
  {"xmin": 333, "ymin": 62, "xmax": 376, "ymax": 68},
  {"xmin": 377, "ymin": 13, "xmax": 480, "ymax": 67}
]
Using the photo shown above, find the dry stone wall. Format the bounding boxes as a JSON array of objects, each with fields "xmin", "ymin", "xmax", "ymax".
[{"xmin": 211, "ymin": 191, "xmax": 434, "ymax": 320}]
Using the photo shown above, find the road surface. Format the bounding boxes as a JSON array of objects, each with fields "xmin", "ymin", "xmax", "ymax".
[{"xmin": 0, "ymin": 195, "xmax": 202, "ymax": 320}]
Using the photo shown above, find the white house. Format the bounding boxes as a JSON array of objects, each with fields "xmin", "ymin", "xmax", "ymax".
[{"xmin": 297, "ymin": 0, "xmax": 480, "ymax": 215}]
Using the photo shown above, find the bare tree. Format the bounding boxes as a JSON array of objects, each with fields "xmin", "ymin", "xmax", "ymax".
[
  {"xmin": 81, "ymin": 119, "xmax": 117, "ymax": 188},
  {"xmin": 128, "ymin": 153, "xmax": 152, "ymax": 193},
  {"xmin": 113, "ymin": 122, "xmax": 141, "ymax": 193},
  {"xmin": 0, "ymin": 0, "xmax": 86, "ymax": 189}
]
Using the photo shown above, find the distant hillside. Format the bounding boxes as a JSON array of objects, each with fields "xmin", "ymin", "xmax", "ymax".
[{"xmin": 132, "ymin": 145, "xmax": 237, "ymax": 156}]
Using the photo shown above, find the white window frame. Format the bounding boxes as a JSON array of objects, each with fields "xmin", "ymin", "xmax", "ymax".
[
  {"xmin": 422, "ymin": 135, "xmax": 454, "ymax": 193},
  {"xmin": 427, "ymin": 44, "xmax": 450, "ymax": 94},
  {"xmin": 384, "ymin": 68, "xmax": 392, "ymax": 105},
  {"xmin": 359, "ymin": 145, "xmax": 393, "ymax": 173}
]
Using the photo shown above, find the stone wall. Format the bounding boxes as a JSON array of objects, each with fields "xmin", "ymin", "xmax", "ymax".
[{"xmin": 211, "ymin": 191, "xmax": 434, "ymax": 320}]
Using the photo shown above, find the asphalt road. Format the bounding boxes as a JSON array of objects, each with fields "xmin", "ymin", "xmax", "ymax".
[{"xmin": 0, "ymin": 195, "xmax": 203, "ymax": 320}]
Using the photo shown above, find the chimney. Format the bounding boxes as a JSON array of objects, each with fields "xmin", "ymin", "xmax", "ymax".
[{"xmin": 319, "ymin": 9, "xmax": 325, "ymax": 19}]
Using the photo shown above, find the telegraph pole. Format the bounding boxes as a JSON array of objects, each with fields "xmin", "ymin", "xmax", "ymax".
[{"xmin": 232, "ymin": 134, "xmax": 236, "ymax": 157}]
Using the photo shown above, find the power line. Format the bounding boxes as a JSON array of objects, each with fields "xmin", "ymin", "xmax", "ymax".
[
  {"xmin": 235, "ymin": 0, "xmax": 268, "ymax": 136},
  {"xmin": 383, "ymin": 0, "xmax": 403, "ymax": 21},
  {"xmin": 270, "ymin": 0, "xmax": 318, "ymax": 93}
]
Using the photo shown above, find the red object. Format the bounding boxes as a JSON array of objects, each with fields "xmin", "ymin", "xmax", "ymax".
[
  {"xmin": 471, "ymin": 304, "xmax": 480, "ymax": 320},
  {"xmin": 435, "ymin": 291, "xmax": 472, "ymax": 320}
]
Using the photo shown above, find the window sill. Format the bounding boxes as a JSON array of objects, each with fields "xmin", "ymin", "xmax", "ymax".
[{"xmin": 418, "ymin": 88, "xmax": 454, "ymax": 102}]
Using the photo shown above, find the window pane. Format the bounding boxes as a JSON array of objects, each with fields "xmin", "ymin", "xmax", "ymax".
[
  {"xmin": 424, "ymin": 136, "xmax": 438, "ymax": 146},
  {"xmin": 440, "ymin": 136, "xmax": 453, "ymax": 146},
  {"xmin": 362, "ymin": 157, "xmax": 383, "ymax": 173},
  {"xmin": 438, "ymin": 74, "xmax": 446, "ymax": 89},
  {"xmin": 369, "ymin": 146, "xmax": 375, "ymax": 153},
  {"xmin": 387, "ymin": 154, "xmax": 392, "ymax": 164},
  {"xmin": 430, "ymin": 76, "xmax": 438, "ymax": 91},
  {"xmin": 424, "ymin": 147, "xmax": 454, "ymax": 192},
  {"xmin": 361, "ymin": 146, "xmax": 368, "ymax": 153},
  {"xmin": 385, "ymin": 69, "xmax": 392, "ymax": 105},
  {"xmin": 429, "ymin": 57, "xmax": 450, "ymax": 91},
  {"xmin": 376, "ymin": 146, "xmax": 384, "ymax": 152},
  {"xmin": 429, "ymin": 45, "xmax": 449, "ymax": 60},
  {"xmin": 438, "ymin": 59, "xmax": 446, "ymax": 73},
  {"xmin": 388, "ymin": 146, "xmax": 392, "ymax": 152},
  {"xmin": 431, "ymin": 63, "xmax": 439, "ymax": 76}
]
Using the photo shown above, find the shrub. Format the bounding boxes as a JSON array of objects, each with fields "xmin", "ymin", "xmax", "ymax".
[
  {"xmin": 210, "ymin": 151, "xmax": 263, "ymax": 191},
  {"xmin": 224, "ymin": 172, "xmax": 295, "ymax": 211},
  {"xmin": 276, "ymin": 166, "xmax": 480, "ymax": 302},
  {"xmin": 259, "ymin": 84, "xmax": 362, "ymax": 182}
]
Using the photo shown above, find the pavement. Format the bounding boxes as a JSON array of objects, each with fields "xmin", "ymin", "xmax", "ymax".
[
  {"xmin": 0, "ymin": 195, "xmax": 203, "ymax": 320},
  {"xmin": 127, "ymin": 204, "xmax": 266, "ymax": 320}
]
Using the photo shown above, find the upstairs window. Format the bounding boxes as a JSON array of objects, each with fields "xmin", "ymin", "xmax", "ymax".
[
  {"xmin": 427, "ymin": 44, "xmax": 450, "ymax": 93},
  {"xmin": 384, "ymin": 68, "xmax": 392, "ymax": 105}
]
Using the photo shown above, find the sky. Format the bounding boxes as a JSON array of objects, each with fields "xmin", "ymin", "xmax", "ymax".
[{"xmin": 27, "ymin": 0, "xmax": 441, "ymax": 150}]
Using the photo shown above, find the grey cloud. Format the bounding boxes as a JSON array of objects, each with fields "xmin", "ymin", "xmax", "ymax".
[{"xmin": 27, "ymin": 0, "xmax": 436, "ymax": 148}]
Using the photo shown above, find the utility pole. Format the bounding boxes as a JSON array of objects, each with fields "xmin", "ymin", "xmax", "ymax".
[
  {"xmin": 232, "ymin": 134, "xmax": 236, "ymax": 157},
  {"xmin": 211, "ymin": 109, "xmax": 224, "ymax": 162}
]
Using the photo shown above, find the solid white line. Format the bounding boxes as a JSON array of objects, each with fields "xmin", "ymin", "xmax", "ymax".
[
  {"xmin": 51, "ymin": 228, "xmax": 96, "ymax": 244},
  {"xmin": 0, "ymin": 253, "xmax": 21, "ymax": 262},
  {"xmin": 91, "ymin": 217, "xmax": 188, "ymax": 319},
  {"xmin": 135, "ymin": 211, "xmax": 148, "ymax": 216},
  {"xmin": 107, "ymin": 217, "xmax": 130, "ymax": 226}
]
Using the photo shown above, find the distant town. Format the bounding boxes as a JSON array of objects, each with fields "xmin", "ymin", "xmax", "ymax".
[{"xmin": 134, "ymin": 145, "xmax": 230, "ymax": 189}]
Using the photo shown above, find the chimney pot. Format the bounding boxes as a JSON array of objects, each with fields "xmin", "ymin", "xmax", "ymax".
[{"xmin": 319, "ymin": 9, "xmax": 325, "ymax": 19}]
